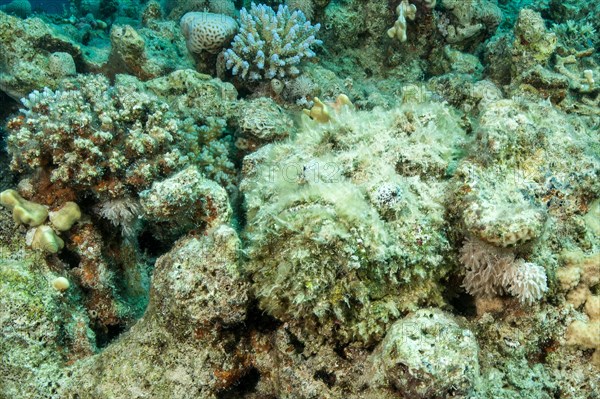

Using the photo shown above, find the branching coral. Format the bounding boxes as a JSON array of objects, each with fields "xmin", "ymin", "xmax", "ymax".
[
  {"xmin": 223, "ymin": 3, "xmax": 322, "ymax": 81},
  {"xmin": 6, "ymin": 75, "xmax": 193, "ymax": 201},
  {"xmin": 285, "ymin": 0, "xmax": 315, "ymax": 21},
  {"xmin": 552, "ymin": 20, "xmax": 597, "ymax": 51}
]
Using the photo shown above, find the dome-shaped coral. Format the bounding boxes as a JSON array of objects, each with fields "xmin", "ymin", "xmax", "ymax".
[{"xmin": 180, "ymin": 11, "xmax": 238, "ymax": 54}]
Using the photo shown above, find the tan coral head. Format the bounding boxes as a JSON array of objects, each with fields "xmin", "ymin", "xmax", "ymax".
[
  {"xmin": 27, "ymin": 225, "xmax": 65, "ymax": 254},
  {"xmin": 180, "ymin": 12, "xmax": 238, "ymax": 54},
  {"xmin": 0, "ymin": 189, "xmax": 48, "ymax": 227},
  {"xmin": 52, "ymin": 276, "xmax": 70, "ymax": 292},
  {"xmin": 387, "ymin": 0, "xmax": 417, "ymax": 43},
  {"xmin": 49, "ymin": 202, "xmax": 82, "ymax": 231}
]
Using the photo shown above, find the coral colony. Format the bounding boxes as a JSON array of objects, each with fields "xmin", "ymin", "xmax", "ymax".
[{"xmin": 0, "ymin": 0, "xmax": 599, "ymax": 398}]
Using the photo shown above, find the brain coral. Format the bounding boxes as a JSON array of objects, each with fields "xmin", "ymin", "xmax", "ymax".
[{"xmin": 180, "ymin": 11, "xmax": 238, "ymax": 54}]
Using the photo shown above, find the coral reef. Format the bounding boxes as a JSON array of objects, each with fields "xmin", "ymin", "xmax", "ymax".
[
  {"xmin": 0, "ymin": 11, "xmax": 195, "ymax": 101},
  {"xmin": 59, "ymin": 225, "xmax": 252, "ymax": 398},
  {"xmin": 1, "ymin": 0, "xmax": 600, "ymax": 397},
  {"xmin": 6, "ymin": 76, "xmax": 191, "ymax": 200},
  {"xmin": 0, "ymin": 12, "xmax": 84, "ymax": 100},
  {"xmin": 6, "ymin": 69, "xmax": 241, "ymax": 203}
]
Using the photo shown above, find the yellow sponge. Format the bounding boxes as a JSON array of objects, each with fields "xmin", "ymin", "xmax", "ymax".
[
  {"xmin": 49, "ymin": 202, "xmax": 82, "ymax": 231},
  {"xmin": 27, "ymin": 225, "xmax": 65, "ymax": 254},
  {"xmin": 0, "ymin": 189, "xmax": 48, "ymax": 227}
]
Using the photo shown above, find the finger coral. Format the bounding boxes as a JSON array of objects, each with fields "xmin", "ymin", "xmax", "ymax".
[
  {"xmin": 26, "ymin": 225, "xmax": 64, "ymax": 254},
  {"xmin": 387, "ymin": 0, "xmax": 416, "ymax": 43},
  {"xmin": 223, "ymin": 3, "xmax": 322, "ymax": 81},
  {"xmin": 48, "ymin": 201, "xmax": 81, "ymax": 231}
]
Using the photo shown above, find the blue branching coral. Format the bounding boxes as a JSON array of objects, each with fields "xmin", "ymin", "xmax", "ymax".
[{"xmin": 223, "ymin": 3, "xmax": 322, "ymax": 81}]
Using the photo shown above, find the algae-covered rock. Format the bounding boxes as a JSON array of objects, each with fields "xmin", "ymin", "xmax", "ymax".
[
  {"xmin": 473, "ymin": 300, "xmax": 599, "ymax": 399},
  {"xmin": 61, "ymin": 225, "xmax": 252, "ymax": 398},
  {"xmin": 0, "ymin": 12, "xmax": 194, "ymax": 100},
  {"xmin": 442, "ymin": 0, "xmax": 502, "ymax": 46},
  {"xmin": 140, "ymin": 166, "xmax": 232, "ymax": 242},
  {"xmin": 0, "ymin": 210, "xmax": 95, "ymax": 399},
  {"xmin": 1, "ymin": 257, "xmax": 68, "ymax": 398},
  {"xmin": 512, "ymin": 9, "xmax": 557, "ymax": 77},
  {"xmin": 0, "ymin": 13, "xmax": 84, "ymax": 100},
  {"xmin": 236, "ymin": 97, "xmax": 295, "ymax": 152},
  {"xmin": 150, "ymin": 224, "xmax": 249, "ymax": 327},
  {"xmin": 241, "ymin": 103, "xmax": 467, "ymax": 344},
  {"xmin": 367, "ymin": 308, "xmax": 480, "ymax": 398},
  {"xmin": 48, "ymin": 52, "xmax": 77, "ymax": 78},
  {"xmin": 461, "ymin": 178, "xmax": 547, "ymax": 248}
]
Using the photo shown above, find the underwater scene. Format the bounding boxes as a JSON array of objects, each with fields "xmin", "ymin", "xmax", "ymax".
[{"xmin": 0, "ymin": 0, "xmax": 598, "ymax": 398}]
